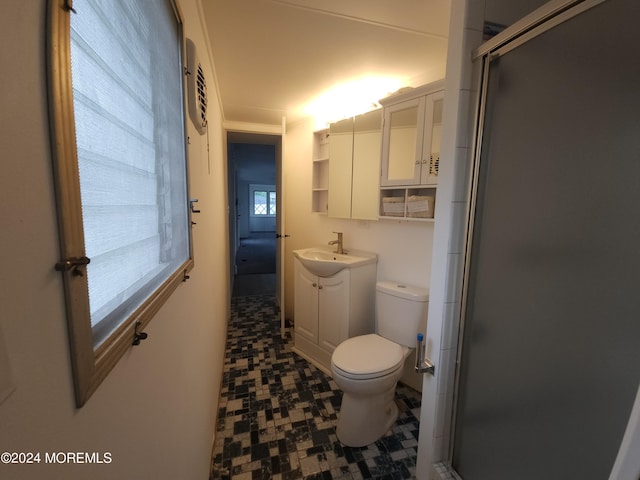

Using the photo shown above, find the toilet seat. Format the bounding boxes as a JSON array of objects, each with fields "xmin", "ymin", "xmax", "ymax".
[{"xmin": 331, "ymin": 334, "xmax": 406, "ymax": 380}]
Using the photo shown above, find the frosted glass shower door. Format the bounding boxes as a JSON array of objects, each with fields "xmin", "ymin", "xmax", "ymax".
[{"xmin": 452, "ymin": 1, "xmax": 640, "ymax": 479}]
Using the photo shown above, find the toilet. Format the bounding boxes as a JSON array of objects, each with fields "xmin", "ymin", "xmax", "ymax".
[{"xmin": 330, "ymin": 281, "xmax": 429, "ymax": 447}]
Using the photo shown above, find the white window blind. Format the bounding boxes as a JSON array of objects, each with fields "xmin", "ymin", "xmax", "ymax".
[
  {"xmin": 69, "ymin": 0, "xmax": 190, "ymax": 346},
  {"xmin": 48, "ymin": 0, "xmax": 193, "ymax": 406}
]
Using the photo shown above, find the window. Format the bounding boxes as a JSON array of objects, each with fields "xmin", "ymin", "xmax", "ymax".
[
  {"xmin": 48, "ymin": 0, "xmax": 192, "ymax": 406},
  {"xmin": 252, "ymin": 188, "xmax": 276, "ymax": 216}
]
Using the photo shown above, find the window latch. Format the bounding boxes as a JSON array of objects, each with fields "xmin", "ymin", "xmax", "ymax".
[
  {"xmin": 55, "ymin": 256, "xmax": 90, "ymax": 277},
  {"xmin": 132, "ymin": 322, "xmax": 148, "ymax": 346},
  {"xmin": 64, "ymin": 0, "xmax": 77, "ymax": 14},
  {"xmin": 190, "ymin": 198, "xmax": 200, "ymax": 213}
]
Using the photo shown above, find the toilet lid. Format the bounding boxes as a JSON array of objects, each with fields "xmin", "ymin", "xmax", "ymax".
[{"xmin": 332, "ymin": 334, "xmax": 405, "ymax": 379}]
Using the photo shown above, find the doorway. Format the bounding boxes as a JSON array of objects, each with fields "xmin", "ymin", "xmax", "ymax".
[
  {"xmin": 227, "ymin": 138, "xmax": 279, "ymax": 297},
  {"xmin": 451, "ymin": 1, "xmax": 640, "ymax": 479}
]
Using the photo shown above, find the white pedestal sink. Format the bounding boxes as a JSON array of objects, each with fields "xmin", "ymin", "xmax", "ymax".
[{"xmin": 292, "ymin": 246, "xmax": 377, "ymax": 277}]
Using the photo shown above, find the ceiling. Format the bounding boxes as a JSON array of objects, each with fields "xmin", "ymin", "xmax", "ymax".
[{"xmin": 201, "ymin": 0, "xmax": 451, "ymax": 128}]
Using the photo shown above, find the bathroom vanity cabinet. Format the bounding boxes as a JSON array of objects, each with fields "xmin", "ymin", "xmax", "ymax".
[
  {"xmin": 292, "ymin": 257, "xmax": 376, "ymax": 373},
  {"xmin": 379, "ymin": 80, "xmax": 443, "ymax": 220}
]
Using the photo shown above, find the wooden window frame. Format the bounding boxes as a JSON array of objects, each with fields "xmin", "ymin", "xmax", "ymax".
[{"xmin": 47, "ymin": 0, "xmax": 194, "ymax": 407}]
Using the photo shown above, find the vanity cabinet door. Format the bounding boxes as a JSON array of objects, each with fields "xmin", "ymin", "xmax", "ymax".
[
  {"xmin": 293, "ymin": 259, "xmax": 319, "ymax": 343},
  {"xmin": 318, "ymin": 269, "xmax": 350, "ymax": 353}
]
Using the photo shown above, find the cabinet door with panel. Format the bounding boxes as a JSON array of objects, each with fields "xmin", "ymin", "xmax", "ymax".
[
  {"xmin": 380, "ymin": 97, "xmax": 425, "ymax": 186},
  {"xmin": 380, "ymin": 83, "xmax": 444, "ymax": 187},
  {"xmin": 420, "ymin": 90, "xmax": 444, "ymax": 185},
  {"xmin": 293, "ymin": 259, "xmax": 319, "ymax": 343},
  {"xmin": 293, "ymin": 255, "xmax": 376, "ymax": 372},
  {"xmin": 317, "ymin": 269, "xmax": 350, "ymax": 353},
  {"xmin": 328, "ymin": 118, "xmax": 354, "ymax": 219},
  {"xmin": 351, "ymin": 109, "xmax": 382, "ymax": 220}
]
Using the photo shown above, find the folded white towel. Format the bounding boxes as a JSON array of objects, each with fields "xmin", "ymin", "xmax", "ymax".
[
  {"xmin": 383, "ymin": 205, "xmax": 405, "ymax": 214},
  {"xmin": 382, "ymin": 196, "xmax": 405, "ymax": 216},
  {"xmin": 407, "ymin": 195, "xmax": 434, "ymax": 218}
]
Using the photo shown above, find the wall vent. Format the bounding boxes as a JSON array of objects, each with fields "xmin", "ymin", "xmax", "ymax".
[{"xmin": 186, "ymin": 38, "xmax": 207, "ymax": 135}]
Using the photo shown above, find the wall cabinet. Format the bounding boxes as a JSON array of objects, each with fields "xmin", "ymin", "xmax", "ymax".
[
  {"xmin": 380, "ymin": 186, "xmax": 436, "ymax": 221},
  {"xmin": 379, "ymin": 80, "xmax": 444, "ymax": 220},
  {"xmin": 352, "ymin": 110, "xmax": 383, "ymax": 220},
  {"xmin": 327, "ymin": 109, "xmax": 382, "ymax": 220},
  {"xmin": 380, "ymin": 84, "xmax": 443, "ymax": 187},
  {"xmin": 292, "ymin": 257, "xmax": 376, "ymax": 373},
  {"xmin": 311, "ymin": 129, "xmax": 329, "ymax": 214},
  {"xmin": 328, "ymin": 118, "xmax": 353, "ymax": 218}
]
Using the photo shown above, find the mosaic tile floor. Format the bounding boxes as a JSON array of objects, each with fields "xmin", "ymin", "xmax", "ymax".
[{"xmin": 210, "ymin": 295, "xmax": 422, "ymax": 480}]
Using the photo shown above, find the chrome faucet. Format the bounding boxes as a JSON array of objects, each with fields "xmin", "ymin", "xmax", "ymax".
[{"xmin": 328, "ymin": 231, "xmax": 344, "ymax": 254}]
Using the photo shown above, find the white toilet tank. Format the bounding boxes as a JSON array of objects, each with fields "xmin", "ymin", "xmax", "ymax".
[{"xmin": 376, "ymin": 281, "xmax": 429, "ymax": 347}]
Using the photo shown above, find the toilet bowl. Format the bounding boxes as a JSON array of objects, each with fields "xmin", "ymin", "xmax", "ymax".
[
  {"xmin": 331, "ymin": 334, "xmax": 411, "ymax": 446},
  {"xmin": 330, "ymin": 281, "xmax": 429, "ymax": 447}
]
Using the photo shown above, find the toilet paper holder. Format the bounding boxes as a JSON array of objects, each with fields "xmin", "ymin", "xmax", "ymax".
[{"xmin": 415, "ymin": 333, "xmax": 435, "ymax": 375}]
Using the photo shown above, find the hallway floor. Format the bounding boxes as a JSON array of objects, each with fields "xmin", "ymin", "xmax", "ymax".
[
  {"xmin": 232, "ymin": 231, "xmax": 277, "ymax": 297},
  {"xmin": 235, "ymin": 232, "xmax": 276, "ymax": 275},
  {"xmin": 210, "ymin": 295, "xmax": 421, "ymax": 480},
  {"xmin": 232, "ymin": 273, "xmax": 276, "ymax": 297}
]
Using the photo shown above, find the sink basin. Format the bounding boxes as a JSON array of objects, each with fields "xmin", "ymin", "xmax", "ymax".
[{"xmin": 293, "ymin": 247, "xmax": 377, "ymax": 277}]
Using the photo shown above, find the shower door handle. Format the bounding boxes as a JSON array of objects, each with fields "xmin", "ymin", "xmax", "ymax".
[{"xmin": 415, "ymin": 333, "xmax": 435, "ymax": 375}]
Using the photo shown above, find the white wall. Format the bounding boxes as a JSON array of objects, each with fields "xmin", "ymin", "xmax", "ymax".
[
  {"xmin": 237, "ymin": 181, "xmax": 250, "ymax": 237},
  {"xmin": 231, "ymin": 143, "xmax": 277, "ymax": 236},
  {"xmin": 237, "ymin": 181, "xmax": 277, "ymax": 234},
  {"xmin": 415, "ymin": 1, "xmax": 479, "ymax": 475},
  {"xmin": 0, "ymin": 2, "xmax": 229, "ymax": 479},
  {"xmin": 248, "ymin": 184, "xmax": 277, "ymax": 232}
]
